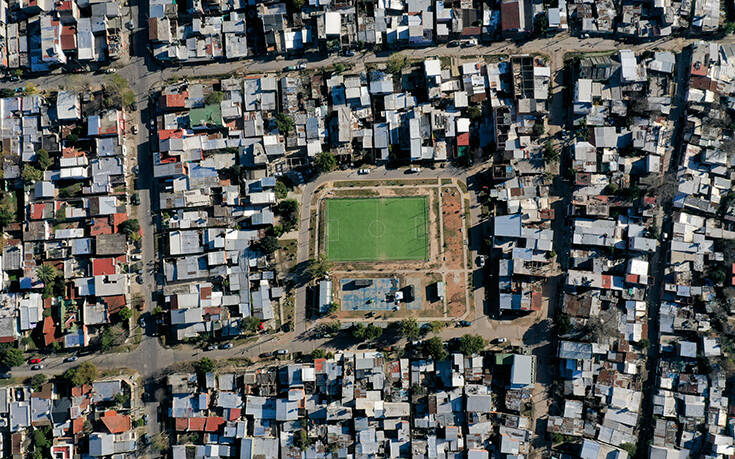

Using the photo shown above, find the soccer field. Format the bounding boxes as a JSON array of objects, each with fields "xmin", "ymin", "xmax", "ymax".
[{"xmin": 325, "ymin": 197, "xmax": 429, "ymax": 261}]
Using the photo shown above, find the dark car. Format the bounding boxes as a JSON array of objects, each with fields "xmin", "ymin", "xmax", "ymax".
[
  {"xmin": 64, "ymin": 356, "xmax": 78, "ymax": 362},
  {"xmin": 447, "ymin": 40, "xmax": 460, "ymax": 47},
  {"xmin": 219, "ymin": 343, "xmax": 233, "ymax": 350},
  {"xmin": 458, "ymin": 320, "xmax": 472, "ymax": 327}
]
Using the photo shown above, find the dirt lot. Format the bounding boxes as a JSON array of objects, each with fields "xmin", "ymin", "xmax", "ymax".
[
  {"xmin": 441, "ymin": 187, "xmax": 465, "ymax": 270},
  {"xmin": 445, "ymin": 271, "xmax": 467, "ymax": 317}
]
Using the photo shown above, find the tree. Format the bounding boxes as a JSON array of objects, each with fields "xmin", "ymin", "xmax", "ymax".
[
  {"xmin": 314, "ymin": 151, "xmax": 337, "ymax": 173},
  {"xmin": 118, "ymin": 219, "xmax": 140, "ymax": 236},
  {"xmin": 192, "ymin": 357, "xmax": 215, "ymax": 375},
  {"xmin": 21, "ymin": 165, "xmax": 43, "ymax": 182},
  {"xmin": 458, "ymin": 334, "xmax": 486, "ymax": 355},
  {"xmin": 399, "ymin": 318, "xmax": 420, "ymax": 340},
  {"xmin": 275, "ymin": 181, "xmax": 288, "ymax": 200},
  {"xmin": 533, "ymin": 13, "xmax": 549, "ymax": 37},
  {"xmin": 722, "ymin": 22, "xmax": 735, "ymax": 34},
  {"xmin": 117, "ymin": 307, "xmax": 133, "ymax": 321},
  {"xmin": 426, "ymin": 321, "xmax": 445, "ymax": 335},
  {"xmin": 254, "ymin": 235, "xmax": 279, "ymax": 255},
  {"xmin": 467, "ymin": 105, "xmax": 482, "ymax": 121},
  {"xmin": 275, "ymin": 113, "xmax": 295, "ymax": 134},
  {"xmin": 334, "ymin": 63, "xmax": 346, "ymax": 73},
  {"xmin": 37, "ymin": 264, "xmax": 61, "ymax": 285},
  {"xmin": 205, "ymin": 91, "xmax": 225, "ymax": 105},
  {"xmin": 307, "ymin": 254, "xmax": 332, "ymax": 280},
  {"xmin": 35, "ymin": 149, "xmax": 52, "ymax": 170},
  {"xmin": 543, "ymin": 141, "xmax": 559, "ymax": 162},
  {"xmin": 386, "ymin": 53, "xmax": 407, "ymax": 75},
  {"xmin": 423, "ymin": 337, "xmax": 448, "ymax": 361},
  {"xmin": 277, "ymin": 199, "xmax": 299, "ymax": 230},
  {"xmin": 103, "ymin": 74, "xmax": 136, "ymax": 109},
  {"xmin": 293, "ymin": 429, "xmax": 311, "ymax": 450},
  {"xmin": 30, "ymin": 374, "xmax": 48, "ymax": 391},
  {"xmin": 243, "ymin": 316, "xmax": 261, "ymax": 332},
  {"xmin": 64, "ymin": 362, "xmax": 98, "ymax": 386},
  {"xmin": 351, "ymin": 323, "xmax": 382, "ymax": 341},
  {"xmin": 0, "ymin": 346, "xmax": 23, "ymax": 368},
  {"xmin": 326, "ymin": 303, "xmax": 339, "ymax": 315}
]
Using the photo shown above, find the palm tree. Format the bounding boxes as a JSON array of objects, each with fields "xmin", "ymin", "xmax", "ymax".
[{"xmin": 36, "ymin": 264, "xmax": 59, "ymax": 285}]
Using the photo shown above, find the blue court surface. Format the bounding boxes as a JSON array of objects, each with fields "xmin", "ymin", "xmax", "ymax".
[{"xmin": 340, "ymin": 278, "xmax": 399, "ymax": 311}]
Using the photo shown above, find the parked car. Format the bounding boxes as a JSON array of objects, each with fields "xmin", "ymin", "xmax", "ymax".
[
  {"xmin": 125, "ymin": 20, "xmax": 135, "ymax": 30},
  {"xmin": 492, "ymin": 338, "xmax": 508, "ymax": 344},
  {"xmin": 408, "ymin": 167, "xmax": 421, "ymax": 173},
  {"xmin": 461, "ymin": 38, "xmax": 477, "ymax": 47},
  {"xmin": 131, "ymin": 193, "xmax": 140, "ymax": 205},
  {"xmin": 447, "ymin": 40, "xmax": 460, "ymax": 47},
  {"xmin": 358, "ymin": 168, "xmax": 370, "ymax": 175},
  {"xmin": 64, "ymin": 356, "xmax": 78, "ymax": 362},
  {"xmin": 31, "ymin": 365, "xmax": 43, "ymax": 370},
  {"xmin": 28, "ymin": 358, "xmax": 42, "ymax": 364},
  {"xmin": 0, "ymin": 373, "xmax": 11, "ymax": 379},
  {"xmin": 219, "ymin": 343, "xmax": 233, "ymax": 350},
  {"xmin": 104, "ymin": 68, "xmax": 116, "ymax": 74},
  {"xmin": 285, "ymin": 65, "xmax": 298, "ymax": 71},
  {"xmin": 132, "ymin": 165, "xmax": 140, "ymax": 174},
  {"xmin": 131, "ymin": 125, "xmax": 138, "ymax": 135},
  {"xmin": 458, "ymin": 320, "xmax": 472, "ymax": 327},
  {"xmin": 476, "ymin": 256, "xmax": 486, "ymax": 267},
  {"xmin": 343, "ymin": 50, "xmax": 355, "ymax": 56},
  {"xmin": 275, "ymin": 349, "xmax": 289, "ymax": 356},
  {"xmin": 206, "ymin": 345, "xmax": 217, "ymax": 351}
]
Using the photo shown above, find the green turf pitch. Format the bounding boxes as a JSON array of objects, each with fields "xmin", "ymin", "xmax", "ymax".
[{"xmin": 325, "ymin": 197, "xmax": 429, "ymax": 261}]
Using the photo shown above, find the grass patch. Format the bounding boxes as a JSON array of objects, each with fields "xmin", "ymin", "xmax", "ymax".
[
  {"xmin": 325, "ymin": 197, "xmax": 429, "ymax": 262},
  {"xmin": 441, "ymin": 178, "xmax": 452, "ymax": 185},
  {"xmin": 456, "ymin": 181, "xmax": 468, "ymax": 193}
]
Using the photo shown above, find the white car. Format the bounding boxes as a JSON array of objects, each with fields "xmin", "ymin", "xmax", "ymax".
[
  {"xmin": 297, "ymin": 63, "xmax": 307, "ymax": 70},
  {"xmin": 358, "ymin": 168, "xmax": 370, "ymax": 175},
  {"xmin": 409, "ymin": 167, "xmax": 421, "ymax": 173}
]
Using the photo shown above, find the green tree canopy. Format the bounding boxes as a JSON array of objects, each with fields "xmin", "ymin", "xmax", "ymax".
[
  {"xmin": 64, "ymin": 362, "xmax": 98, "ymax": 386},
  {"xmin": 117, "ymin": 307, "xmax": 133, "ymax": 321},
  {"xmin": 399, "ymin": 318, "xmax": 420, "ymax": 340},
  {"xmin": 254, "ymin": 235, "xmax": 279, "ymax": 255},
  {"xmin": 314, "ymin": 151, "xmax": 337, "ymax": 173},
  {"xmin": 307, "ymin": 254, "xmax": 332, "ymax": 280},
  {"xmin": 275, "ymin": 181, "xmax": 288, "ymax": 200},
  {"xmin": 275, "ymin": 113, "xmax": 295, "ymax": 134},
  {"xmin": 458, "ymin": 334, "xmax": 486, "ymax": 355},
  {"xmin": 118, "ymin": 219, "xmax": 140, "ymax": 236},
  {"xmin": 37, "ymin": 264, "xmax": 61, "ymax": 285},
  {"xmin": 193, "ymin": 357, "xmax": 215, "ymax": 375},
  {"xmin": 205, "ymin": 91, "xmax": 225, "ymax": 105},
  {"xmin": 21, "ymin": 165, "xmax": 43, "ymax": 182},
  {"xmin": 30, "ymin": 374, "xmax": 48, "ymax": 391},
  {"xmin": 35, "ymin": 149, "xmax": 52, "ymax": 170},
  {"xmin": 423, "ymin": 337, "xmax": 448, "ymax": 361},
  {"xmin": 0, "ymin": 347, "xmax": 24, "ymax": 367},
  {"xmin": 386, "ymin": 53, "xmax": 407, "ymax": 75}
]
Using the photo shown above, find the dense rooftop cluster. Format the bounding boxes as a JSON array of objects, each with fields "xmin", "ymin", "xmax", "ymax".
[
  {"xmin": 542, "ymin": 49, "xmax": 677, "ymax": 458},
  {"xmin": 0, "ymin": 370, "xmax": 138, "ymax": 458},
  {"xmin": 0, "ymin": 0, "xmax": 128, "ymax": 74},
  {"xmin": 166, "ymin": 350, "xmax": 537, "ymax": 459},
  {"xmin": 0, "ymin": 84, "xmax": 140, "ymax": 352},
  {"xmin": 646, "ymin": 41, "xmax": 735, "ymax": 458}
]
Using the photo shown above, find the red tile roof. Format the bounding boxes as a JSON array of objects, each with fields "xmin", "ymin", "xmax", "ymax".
[
  {"xmin": 457, "ymin": 132, "xmax": 470, "ymax": 147},
  {"xmin": 227, "ymin": 408, "xmax": 241, "ymax": 421},
  {"xmin": 60, "ymin": 26, "xmax": 76, "ymax": 51},
  {"xmin": 188, "ymin": 417, "xmax": 206, "ymax": 431},
  {"xmin": 204, "ymin": 416, "xmax": 225, "ymax": 432},
  {"xmin": 112, "ymin": 213, "xmax": 128, "ymax": 233},
  {"xmin": 174, "ymin": 418, "xmax": 188, "ymax": 431},
  {"xmin": 72, "ymin": 417, "xmax": 84, "ymax": 435},
  {"xmin": 89, "ymin": 218, "xmax": 113, "ymax": 236},
  {"xmin": 92, "ymin": 258, "xmax": 116, "ymax": 276},
  {"xmin": 500, "ymin": 0, "xmax": 521, "ymax": 31},
  {"xmin": 30, "ymin": 203, "xmax": 45, "ymax": 220},
  {"xmin": 42, "ymin": 316, "xmax": 59, "ymax": 346},
  {"xmin": 103, "ymin": 295, "xmax": 126, "ymax": 315},
  {"xmin": 101, "ymin": 410, "xmax": 131, "ymax": 434},
  {"xmin": 163, "ymin": 93, "xmax": 187, "ymax": 109}
]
